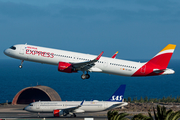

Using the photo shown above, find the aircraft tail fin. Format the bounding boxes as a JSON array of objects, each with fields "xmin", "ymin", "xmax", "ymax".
[
  {"xmin": 107, "ymin": 85, "xmax": 126, "ymax": 102},
  {"xmin": 147, "ymin": 44, "xmax": 176, "ymax": 69}
]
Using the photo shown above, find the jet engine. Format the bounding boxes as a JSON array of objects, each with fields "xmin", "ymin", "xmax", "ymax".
[
  {"xmin": 53, "ymin": 109, "xmax": 64, "ymax": 117},
  {"xmin": 58, "ymin": 62, "xmax": 77, "ymax": 73}
]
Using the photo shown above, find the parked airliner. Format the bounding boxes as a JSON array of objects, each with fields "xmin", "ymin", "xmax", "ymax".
[
  {"xmin": 4, "ymin": 44, "xmax": 176, "ymax": 79},
  {"xmin": 24, "ymin": 85, "xmax": 128, "ymax": 117}
]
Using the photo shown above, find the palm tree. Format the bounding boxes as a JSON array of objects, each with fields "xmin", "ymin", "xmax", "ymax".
[
  {"xmin": 107, "ymin": 110, "xmax": 129, "ymax": 120},
  {"xmin": 148, "ymin": 105, "xmax": 180, "ymax": 120},
  {"xmin": 131, "ymin": 113, "xmax": 152, "ymax": 120},
  {"xmin": 113, "ymin": 113, "xmax": 129, "ymax": 120},
  {"xmin": 107, "ymin": 110, "xmax": 118, "ymax": 120},
  {"xmin": 168, "ymin": 111, "xmax": 180, "ymax": 120}
]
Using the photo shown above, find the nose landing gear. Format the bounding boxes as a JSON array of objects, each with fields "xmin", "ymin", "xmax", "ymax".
[{"xmin": 19, "ymin": 60, "xmax": 24, "ymax": 69}]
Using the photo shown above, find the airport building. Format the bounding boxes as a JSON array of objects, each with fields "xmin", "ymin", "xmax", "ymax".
[{"xmin": 12, "ymin": 85, "xmax": 61, "ymax": 105}]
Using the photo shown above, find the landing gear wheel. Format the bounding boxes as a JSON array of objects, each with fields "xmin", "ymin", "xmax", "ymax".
[
  {"xmin": 81, "ymin": 74, "xmax": 86, "ymax": 80},
  {"xmin": 86, "ymin": 74, "xmax": 90, "ymax": 79},
  {"xmin": 73, "ymin": 113, "xmax": 76, "ymax": 117},
  {"xmin": 37, "ymin": 112, "xmax": 40, "ymax": 117},
  {"xmin": 81, "ymin": 71, "xmax": 90, "ymax": 79},
  {"xmin": 19, "ymin": 65, "xmax": 22, "ymax": 69}
]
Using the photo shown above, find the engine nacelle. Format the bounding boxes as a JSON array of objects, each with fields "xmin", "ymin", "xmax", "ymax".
[
  {"xmin": 53, "ymin": 109, "xmax": 64, "ymax": 117},
  {"xmin": 58, "ymin": 62, "xmax": 77, "ymax": 73}
]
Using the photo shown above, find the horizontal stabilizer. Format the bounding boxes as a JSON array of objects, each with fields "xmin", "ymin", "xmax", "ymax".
[{"xmin": 162, "ymin": 69, "xmax": 175, "ymax": 75}]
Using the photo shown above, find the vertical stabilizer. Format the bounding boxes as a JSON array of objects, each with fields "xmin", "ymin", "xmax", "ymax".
[
  {"xmin": 148, "ymin": 44, "xmax": 176, "ymax": 69},
  {"xmin": 107, "ymin": 85, "xmax": 126, "ymax": 102},
  {"xmin": 132, "ymin": 44, "xmax": 176, "ymax": 76}
]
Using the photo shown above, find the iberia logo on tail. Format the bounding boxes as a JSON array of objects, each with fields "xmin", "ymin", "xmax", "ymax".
[{"xmin": 132, "ymin": 44, "xmax": 176, "ymax": 76}]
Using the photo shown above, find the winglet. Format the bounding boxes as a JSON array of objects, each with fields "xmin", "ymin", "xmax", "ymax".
[
  {"xmin": 80, "ymin": 100, "xmax": 84, "ymax": 106},
  {"xmin": 95, "ymin": 51, "xmax": 104, "ymax": 60},
  {"xmin": 112, "ymin": 51, "xmax": 118, "ymax": 58}
]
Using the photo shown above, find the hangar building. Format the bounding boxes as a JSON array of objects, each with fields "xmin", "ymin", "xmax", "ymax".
[{"xmin": 12, "ymin": 85, "xmax": 61, "ymax": 105}]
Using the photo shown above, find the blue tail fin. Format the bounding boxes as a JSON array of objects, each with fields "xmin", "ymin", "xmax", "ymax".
[{"xmin": 107, "ymin": 85, "xmax": 126, "ymax": 102}]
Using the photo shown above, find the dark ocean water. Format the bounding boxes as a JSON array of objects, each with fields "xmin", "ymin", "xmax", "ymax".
[{"xmin": 0, "ymin": 59, "xmax": 179, "ymax": 103}]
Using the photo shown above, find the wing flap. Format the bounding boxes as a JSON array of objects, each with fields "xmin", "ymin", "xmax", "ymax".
[
  {"xmin": 89, "ymin": 67, "xmax": 102, "ymax": 72},
  {"xmin": 62, "ymin": 100, "xmax": 84, "ymax": 113},
  {"xmin": 72, "ymin": 51, "xmax": 104, "ymax": 71}
]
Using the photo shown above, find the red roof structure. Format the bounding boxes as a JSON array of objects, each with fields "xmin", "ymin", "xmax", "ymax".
[{"xmin": 12, "ymin": 85, "xmax": 61, "ymax": 105}]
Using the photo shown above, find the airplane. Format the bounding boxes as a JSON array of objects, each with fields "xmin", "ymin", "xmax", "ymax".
[
  {"xmin": 24, "ymin": 84, "xmax": 128, "ymax": 117},
  {"xmin": 4, "ymin": 44, "xmax": 176, "ymax": 79}
]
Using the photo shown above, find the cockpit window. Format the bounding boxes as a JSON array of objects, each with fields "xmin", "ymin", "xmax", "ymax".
[
  {"xmin": 10, "ymin": 46, "xmax": 16, "ymax": 50},
  {"xmin": 29, "ymin": 104, "xmax": 33, "ymax": 106}
]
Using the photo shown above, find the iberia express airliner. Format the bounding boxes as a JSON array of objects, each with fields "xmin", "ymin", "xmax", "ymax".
[{"xmin": 4, "ymin": 44, "xmax": 176, "ymax": 79}]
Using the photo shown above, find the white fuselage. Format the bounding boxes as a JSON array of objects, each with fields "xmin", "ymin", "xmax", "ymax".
[
  {"xmin": 25, "ymin": 100, "xmax": 128, "ymax": 113},
  {"xmin": 4, "ymin": 44, "xmax": 144, "ymax": 76}
]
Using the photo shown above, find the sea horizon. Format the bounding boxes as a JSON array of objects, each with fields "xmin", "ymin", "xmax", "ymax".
[{"xmin": 0, "ymin": 59, "xmax": 179, "ymax": 103}]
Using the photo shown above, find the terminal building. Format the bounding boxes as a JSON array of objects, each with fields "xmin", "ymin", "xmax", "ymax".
[{"xmin": 12, "ymin": 85, "xmax": 61, "ymax": 105}]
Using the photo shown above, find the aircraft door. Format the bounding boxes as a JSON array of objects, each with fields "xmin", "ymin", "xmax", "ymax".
[
  {"xmin": 36, "ymin": 103, "xmax": 40, "ymax": 109},
  {"xmin": 19, "ymin": 46, "xmax": 24, "ymax": 55},
  {"xmin": 104, "ymin": 102, "xmax": 108, "ymax": 109},
  {"xmin": 103, "ymin": 60, "xmax": 108, "ymax": 68}
]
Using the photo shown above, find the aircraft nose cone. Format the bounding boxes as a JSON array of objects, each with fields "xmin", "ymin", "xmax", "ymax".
[
  {"xmin": 24, "ymin": 106, "xmax": 31, "ymax": 111},
  {"xmin": 4, "ymin": 49, "xmax": 8, "ymax": 55},
  {"xmin": 3, "ymin": 49, "xmax": 10, "ymax": 56},
  {"xmin": 3, "ymin": 49, "xmax": 6, "ymax": 55},
  {"xmin": 23, "ymin": 106, "xmax": 27, "ymax": 111}
]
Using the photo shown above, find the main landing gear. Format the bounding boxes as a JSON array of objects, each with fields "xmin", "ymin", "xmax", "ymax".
[
  {"xmin": 81, "ymin": 71, "xmax": 90, "ymax": 80},
  {"xmin": 19, "ymin": 60, "xmax": 24, "ymax": 69},
  {"xmin": 37, "ymin": 112, "xmax": 40, "ymax": 117},
  {"xmin": 69, "ymin": 113, "xmax": 76, "ymax": 117},
  {"xmin": 73, "ymin": 113, "xmax": 76, "ymax": 117}
]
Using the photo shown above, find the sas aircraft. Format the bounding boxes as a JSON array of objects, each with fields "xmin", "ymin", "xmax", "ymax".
[
  {"xmin": 4, "ymin": 44, "xmax": 176, "ymax": 79},
  {"xmin": 24, "ymin": 85, "xmax": 128, "ymax": 117}
]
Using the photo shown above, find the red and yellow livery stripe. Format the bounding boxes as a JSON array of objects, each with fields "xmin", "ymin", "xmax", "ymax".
[{"xmin": 132, "ymin": 44, "xmax": 176, "ymax": 76}]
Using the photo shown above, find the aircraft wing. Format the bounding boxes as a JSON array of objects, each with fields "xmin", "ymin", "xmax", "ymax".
[
  {"xmin": 71, "ymin": 51, "xmax": 104, "ymax": 71},
  {"xmin": 62, "ymin": 100, "xmax": 84, "ymax": 113}
]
